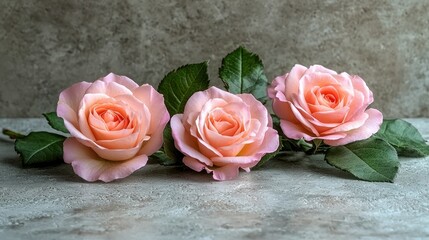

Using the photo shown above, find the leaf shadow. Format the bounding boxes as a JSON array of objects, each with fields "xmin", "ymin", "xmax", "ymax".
[
  {"xmin": 1, "ymin": 154, "xmax": 81, "ymax": 183},
  {"xmin": 305, "ymin": 160, "xmax": 357, "ymax": 181},
  {"xmin": 0, "ymin": 138, "xmax": 14, "ymax": 143},
  {"xmin": 259, "ymin": 153, "xmax": 357, "ymax": 181},
  {"xmin": 2, "ymin": 156, "xmax": 21, "ymax": 168},
  {"xmin": 397, "ymin": 155, "xmax": 429, "ymax": 161}
]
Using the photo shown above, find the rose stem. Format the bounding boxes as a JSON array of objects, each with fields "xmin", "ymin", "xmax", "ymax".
[{"xmin": 2, "ymin": 128, "xmax": 25, "ymax": 139}]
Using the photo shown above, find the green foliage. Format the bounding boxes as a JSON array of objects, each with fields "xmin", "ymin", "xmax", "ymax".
[
  {"xmin": 375, "ymin": 119, "xmax": 429, "ymax": 157},
  {"xmin": 158, "ymin": 62, "xmax": 210, "ymax": 116},
  {"xmin": 281, "ymin": 138, "xmax": 314, "ymax": 152},
  {"xmin": 325, "ymin": 137, "xmax": 399, "ymax": 182},
  {"xmin": 152, "ymin": 150, "xmax": 180, "ymax": 166},
  {"xmin": 43, "ymin": 112, "xmax": 69, "ymax": 134},
  {"xmin": 157, "ymin": 63, "xmax": 209, "ymax": 164},
  {"xmin": 219, "ymin": 46, "xmax": 268, "ymax": 103},
  {"xmin": 2, "ymin": 128, "xmax": 25, "ymax": 139},
  {"xmin": 15, "ymin": 131, "xmax": 66, "ymax": 168},
  {"xmin": 161, "ymin": 124, "xmax": 183, "ymax": 165}
]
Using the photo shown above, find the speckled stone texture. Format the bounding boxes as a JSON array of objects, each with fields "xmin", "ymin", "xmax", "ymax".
[
  {"xmin": 0, "ymin": 0, "xmax": 429, "ymax": 117},
  {"xmin": 1, "ymin": 118, "xmax": 429, "ymax": 239}
]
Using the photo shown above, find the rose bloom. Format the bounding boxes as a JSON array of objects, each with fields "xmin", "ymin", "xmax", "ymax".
[
  {"xmin": 268, "ymin": 64, "xmax": 383, "ymax": 146},
  {"xmin": 171, "ymin": 87, "xmax": 279, "ymax": 180},
  {"xmin": 57, "ymin": 73, "xmax": 169, "ymax": 182}
]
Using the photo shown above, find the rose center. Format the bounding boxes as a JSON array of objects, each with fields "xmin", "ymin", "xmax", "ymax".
[
  {"xmin": 208, "ymin": 109, "xmax": 242, "ymax": 136},
  {"xmin": 102, "ymin": 110, "xmax": 124, "ymax": 130},
  {"xmin": 317, "ymin": 86, "xmax": 339, "ymax": 107},
  {"xmin": 323, "ymin": 93, "xmax": 336, "ymax": 103},
  {"xmin": 92, "ymin": 103, "xmax": 130, "ymax": 131},
  {"xmin": 101, "ymin": 110, "xmax": 122, "ymax": 123}
]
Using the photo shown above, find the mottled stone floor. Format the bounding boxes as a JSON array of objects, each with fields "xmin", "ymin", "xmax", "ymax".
[{"xmin": 1, "ymin": 119, "xmax": 428, "ymax": 240}]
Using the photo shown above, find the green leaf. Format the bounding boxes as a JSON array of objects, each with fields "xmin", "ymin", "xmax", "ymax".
[
  {"xmin": 152, "ymin": 150, "xmax": 178, "ymax": 166},
  {"xmin": 298, "ymin": 139, "xmax": 314, "ymax": 152},
  {"xmin": 325, "ymin": 137, "xmax": 399, "ymax": 182},
  {"xmin": 252, "ymin": 136, "xmax": 282, "ymax": 169},
  {"xmin": 281, "ymin": 138, "xmax": 313, "ymax": 152},
  {"xmin": 158, "ymin": 62, "xmax": 209, "ymax": 116},
  {"xmin": 161, "ymin": 124, "xmax": 183, "ymax": 165},
  {"xmin": 43, "ymin": 112, "xmax": 69, "ymax": 133},
  {"xmin": 2, "ymin": 128, "xmax": 25, "ymax": 139},
  {"xmin": 374, "ymin": 119, "xmax": 429, "ymax": 157},
  {"xmin": 15, "ymin": 131, "xmax": 66, "ymax": 168},
  {"xmin": 219, "ymin": 46, "xmax": 268, "ymax": 103},
  {"xmin": 271, "ymin": 114, "xmax": 282, "ymax": 134}
]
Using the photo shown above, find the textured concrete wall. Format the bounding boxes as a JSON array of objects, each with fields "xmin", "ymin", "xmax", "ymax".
[{"xmin": 0, "ymin": 0, "xmax": 428, "ymax": 117}]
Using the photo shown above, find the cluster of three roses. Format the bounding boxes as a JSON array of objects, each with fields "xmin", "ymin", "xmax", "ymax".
[{"xmin": 57, "ymin": 64, "xmax": 381, "ymax": 182}]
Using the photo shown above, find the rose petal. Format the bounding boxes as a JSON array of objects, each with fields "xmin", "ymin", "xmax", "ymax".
[
  {"xmin": 170, "ymin": 114, "xmax": 213, "ymax": 166},
  {"xmin": 271, "ymin": 97, "xmax": 293, "ymax": 122},
  {"xmin": 211, "ymin": 155, "xmax": 258, "ymax": 166},
  {"xmin": 308, "ymin": 65, "xmax": 338, "ymax": 75},
  {"xmin": 57, "ymin": 82, "xmax": 92, "ymax": 129},
  {"xmin": 204, "ymin": 126, "xmax": 244, "ymax": 148},
  {"xmin": 132, "ymin": 84, "xmax": 170, "ymax": 135},
  {"xmin": 63, "ymin": 138, "xmax": 148, "ymax": 182},
  {"xmin": 324, "ymin": 108, "xmax": 383, "ymax": 146},
  {"xmin": 183, "ymin": 156, "xmax": 207, "ymax": 172},
  {"xmin": 287, "ymin": 100, "xmax": 320, "ymax": 136},
  {"xmin": 242, "ymin": 127, "xmax": 280, "ymax": 156},
  {"xmin": 267, "ymin": 74, "xmax": 287, "ymax": 101},
  {"xmin": 343, "ymin": 90, "xmax": 365, "ymax": 121},
  {"xmin": 280, "ymin": 119, "xmax": 317, "ymax": 141},
  {"xmin": 321, "ymin": 112, "xmax": 369, "ymax": 135},
  {"xmin": 297, "ymin": 72, "xmax": 340, "ymax": 113},
  {"xmin": 90, "ymin": 124, "xmax": 134, "ymax": 142},
  {"xmin": 58, "ymin": 106, "xmax": 82, "ymax": 136},
  {"xmin": 350, "ymin": 75, "xmax": 373, "ymax": 105},
  {"xmin": 137, "ymin": 128, "xmax": 164, "ymax": 156},
  {"xmin": 238, "ymin": 93, "xmax": 270, "ymax": 128},
  {"xmin": 58, "ymin": 81, "xmax": 92, "ymax": 114},
  {"xmin": 63, "ymin": 121, "xmax": 93, "ymax": 143},
  {"xmin": 109, "ymin": 95, "xmax": 152, "ymax": 144},
  {"xmin": 183, "ymin": 86, "xmax": 242, "ymax": 123},
  {"xmin": 85, "ymin": 80, "xmax": 133, "ymax": 98},
  {"xmin": 196, "ymin": 98, "xmax": 232, "ymax": 144},
  {"xmin": 284, "ymin": 64, "xmax": 308, "ymax": 100},
  {"xmin": 210, "ymin": 165, "xmax": 240, "ymax": 181},
  {"xmin": 103, "ymin": 73, "xmax": 139, "ymax": 90},
  {"xmin": 183, "ymin": 156, "xmax": 240, "ymax": 181},
  {"xmin": 95, "ymin": 131, "xmax": 142, "ymax": 149},
  {"xmin": 333, "ymin": 73, "xmax": 354, "ymax": 90},
  {"xmin": 312, "ymin": 107, "xmax": 349, "ymax": 124},
  {"xmin": 239, "ymin": 132, "xmax": 279, "ymax": 171},
  {"xmin": 78, "ymin": 93, "xmax": 111, "ymax": 140},
  {"xmin": 216, "ymin": 143, "xmax": 246, "ymax": 157},
  {"xmin": 90, "ymin": 141, "xmax": 143, "ymax": 161},
  {"xmin": 197, "ymin": 137, "xmax": 223, "ymax": 158}
]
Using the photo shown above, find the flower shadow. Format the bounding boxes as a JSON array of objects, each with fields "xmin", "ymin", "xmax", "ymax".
[{"xmin": 132, "ymin": 165, "xmax": 214, "ymax": 183}]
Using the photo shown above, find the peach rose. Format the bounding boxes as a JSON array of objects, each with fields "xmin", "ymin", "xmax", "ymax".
[
  {"xmin": 57, "ymin": 73, "xmax": 169, "ymax": 182},
  {"xmin": 268, "ymin": 64, "xmax": 383, "ymax": 146},
  {"xmin": 171, "ymin": 87, "xmax": 279, "ymax": 180}
]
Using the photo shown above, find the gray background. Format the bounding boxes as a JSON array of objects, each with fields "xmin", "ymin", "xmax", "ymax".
[{"xmin": 1, "ymin": 0, "xmax": 428, "ymax": 118}]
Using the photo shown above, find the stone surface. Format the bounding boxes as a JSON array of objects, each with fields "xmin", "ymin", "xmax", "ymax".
[
  {"xmin": 0, "ymin": 118, "xmax": 428, "ymax": 239},
  {"xmin": 1, "ymin": 0, "xmax": 429, "ymax": 117}
]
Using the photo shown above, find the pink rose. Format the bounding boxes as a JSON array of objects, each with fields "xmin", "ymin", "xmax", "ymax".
[
  {"xmin": 171, "ymin": 87, "xmax": 279, "ymax": 180},
  {"xmin": 268, "ymin": 64, "xmax": 383, "ymax": 146},
  {"xmin": 57, "ymin": 73, "xmax": 169, "ymax": 182}
]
